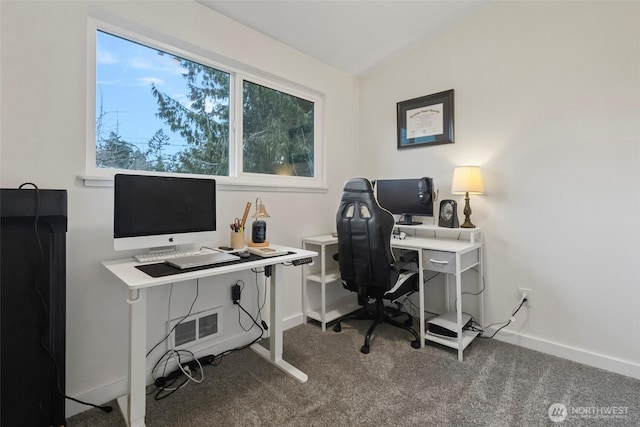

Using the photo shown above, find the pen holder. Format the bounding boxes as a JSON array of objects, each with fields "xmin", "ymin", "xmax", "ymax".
[{"xmin": 230, "ymin": 231, "xmax": 244, "ymax": 249}]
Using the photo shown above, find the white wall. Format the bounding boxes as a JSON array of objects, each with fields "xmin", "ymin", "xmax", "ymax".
[
  {"xmin": 360, "ymin": 1, "xmax": 640, "ymax": 378},
  {"xmin": 0, "ymin": 0, "xmax": 359, "ymax": 417}
]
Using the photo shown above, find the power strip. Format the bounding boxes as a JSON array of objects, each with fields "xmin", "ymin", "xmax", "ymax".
[{"xmin": 292, "ymin": 257, "xmax": 313, "ymax": 266}]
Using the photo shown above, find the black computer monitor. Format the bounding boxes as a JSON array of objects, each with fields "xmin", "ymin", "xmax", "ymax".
[
  {"xmin": 113, "ymin": 174, "xmax": 216, "ymax": 252},
  {"xmin": 375, "ymin": 177, "xmax": 434, "ymax": 225}
]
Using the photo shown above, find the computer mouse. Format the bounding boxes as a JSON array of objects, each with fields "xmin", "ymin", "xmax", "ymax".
[{"xmin": 237, "ymin": 250, "xmax": 250, "ymax": 258}]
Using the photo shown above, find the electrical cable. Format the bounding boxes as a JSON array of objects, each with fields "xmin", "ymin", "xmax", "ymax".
[
  {"xmin": 17, "ymin": 182, "xmax": 113, "ymax": 413},
  {"xmin": 479, "ymin": 297, "xmax": 527, "ymax": 339},
  {"xmin": 256, "ymin": 273, "xmax": 268, "ymax": 329},
  {"xmin": 235, "ymin": 279, "xmax": 267, "ymax": 334},
  {"xmin": 151, "ymin": 311, "xmax": 265, "ymax": 399},
  {"xmin": 147, "ymin": 280, "xmax": 199, "ymax": 358},
  {"xmin": 149, "ymin": 281, "xmax": 205, "ymax": 400},
  {"xmin": 237, "ymin": 300, "xmax": 266, "ymax": 334},
  {"xmin": 461, "ymin": 271, "xmax": 485, "ymax": 297},
  {"xmin": 150, "ymin": 349, "xmax": 204, "ymax": 400},
  {"xmin": 452, "ymin": 274, "xmax": 486, "ymax": 309},
  {"xmin": 150, "ymin": 271, "xmax": 269, "ymax": 400}
]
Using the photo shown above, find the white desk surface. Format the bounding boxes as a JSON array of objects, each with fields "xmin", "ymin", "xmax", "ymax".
[
  {"xmin": 391, "ymin": 235, "xmax": 481, "ymax": 253},
  {"xmin": 303, "ymin": 233, "xmax": 481, "ymax": 255},
  {"xmin": 103, "ymin": 244, "xmax": 317, "ymax": 290}
]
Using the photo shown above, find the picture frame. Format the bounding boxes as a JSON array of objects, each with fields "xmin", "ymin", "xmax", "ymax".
[{"xmin": 397, "ymin": 89, "xmax": 454, "ymax": 149}]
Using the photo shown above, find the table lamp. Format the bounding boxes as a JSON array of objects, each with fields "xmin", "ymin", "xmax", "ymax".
[
  {"xmin": 248, "ymin": 197, "xmax": 270, "ymax": 247},
  {"xmin": 451, "ymin": 166, "xmax": 484, "ymax": 228}
]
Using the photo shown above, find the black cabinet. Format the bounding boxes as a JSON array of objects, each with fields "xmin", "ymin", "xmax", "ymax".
[{"xmin": 1, "ymin": 189, "xmax": 67, "ymax": 427}]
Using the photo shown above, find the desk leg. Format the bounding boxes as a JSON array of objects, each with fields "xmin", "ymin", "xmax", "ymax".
[
  {"xmin": 455, "ymin": 254, "xmax": 464, "ymax": 361},
  {"xmin": 117, "ymin": 289, "xmax": 147, "ymax": 427},
  {"xmin": 301, "ymin": 243, "xmax": 308, "ymax": 326},
  {"xmin": 418, "ymin": 250, "xmax": 425, "ymax": 348},
  {"xmin": 250, "ymin": 264, "xmax": 308, "ymax": 383},
  {"xmin": 320, "ymin": 244, "xmax": 327, "ymax": 332},
  {"xmin": 479, "ymin": 246, "xmax": 485, "ymax": 328}
]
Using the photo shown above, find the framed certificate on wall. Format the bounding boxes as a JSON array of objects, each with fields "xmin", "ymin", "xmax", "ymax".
[{"xmin": 397, "ymin": 89, "xmax": 454, "ymax": 149}]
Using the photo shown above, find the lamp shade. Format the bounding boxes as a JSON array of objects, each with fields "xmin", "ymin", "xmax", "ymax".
[
  {"xmin": 252, "ymin": 198, "xmax": 271, "ymax": 219},
  {"xmin": 451, "ymin": 166, "xmax": 484, "ymax": 194}
]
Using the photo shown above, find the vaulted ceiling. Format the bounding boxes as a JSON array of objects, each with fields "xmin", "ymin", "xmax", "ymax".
[{"xmin": 198, "ymin": 1, "xmax": 491, "ymax": 76}]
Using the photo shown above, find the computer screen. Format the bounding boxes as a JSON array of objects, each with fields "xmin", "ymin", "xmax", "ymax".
[
  {"xmin": 375, "ymin": 177, "xmax": 434, "ymax": 225},
  {"xmin": 113, "ymin": 174, "xmax": 216, "ymax": 251}
]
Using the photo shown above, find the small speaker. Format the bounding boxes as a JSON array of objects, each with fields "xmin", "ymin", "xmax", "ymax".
[{"xmin": 438, "ymin": 199, "xmax": 459, "ymax": 228}]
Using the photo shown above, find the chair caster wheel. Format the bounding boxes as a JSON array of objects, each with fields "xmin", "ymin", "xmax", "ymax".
[
  {"xmin": 333, "ymin": 324, "xmax": 342, "ymax": 332},
  {"xmin": 360, "ymin": 346, "xmax": 370, "ymax": 354},
  {"xmin": 411, "ymin": 340, "xmax": 421, "ymax": 349}
]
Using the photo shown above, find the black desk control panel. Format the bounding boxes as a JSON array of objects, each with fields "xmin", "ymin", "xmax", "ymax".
[{"xmin": 292, "ymin": 257, "xmax": 313, "ymax": 266}]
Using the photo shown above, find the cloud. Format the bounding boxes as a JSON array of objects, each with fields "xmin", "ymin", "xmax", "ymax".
[
  {"xmin": 138, "ymin": 77, "xmax": 164, "ymax": 86},
  {"xmin": 97, "ymin": 78, "xmax": 126, "ymax": 86},
  {"xmin": 129, "ymin": 57, "xmax": 154, "ymax": 70},
  {"xmin": 97, "ymin": 50, "xmax": 118, "ymax": 65}
]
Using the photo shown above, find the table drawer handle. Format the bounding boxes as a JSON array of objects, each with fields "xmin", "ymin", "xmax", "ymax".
[{"xmin": 429, "ymin": 259, "xmax": 449, "ymax": 265}]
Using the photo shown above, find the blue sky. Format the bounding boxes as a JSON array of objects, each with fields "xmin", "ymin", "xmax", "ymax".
[{"xmin": 96, "ymin": 31, "xmax": 191, "ymax": 155}]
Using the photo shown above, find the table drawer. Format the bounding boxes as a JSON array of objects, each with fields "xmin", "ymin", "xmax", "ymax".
[{"xmin": 423, "ymin": 249, "xmax": 479, "ymax": 274}]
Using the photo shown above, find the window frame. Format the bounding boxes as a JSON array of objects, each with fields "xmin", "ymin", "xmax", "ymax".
[{"xmin": 84, "ymin": 16, "xmax": 325, "ymax": 191}]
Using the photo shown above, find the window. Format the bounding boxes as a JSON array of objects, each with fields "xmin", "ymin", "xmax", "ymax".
[
  {"xmin": 88, "ymin": 20, "xmax": 323, "ymax": 188},
  {"xmin": 242, "ymin": 80, "xmax": 314, "ymax": 177},
  {"xmin": 96, "ymin": 31, "xmax": 231, "ymax": 176}
]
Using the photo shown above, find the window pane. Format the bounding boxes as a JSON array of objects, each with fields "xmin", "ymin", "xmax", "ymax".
[
  {"xmin": 242, "ymin": 81, "xmax": 314, "ymax": 177},
  {"xmin": 96, "ymin": 31, "xmax": 230, "ymax": 176}
]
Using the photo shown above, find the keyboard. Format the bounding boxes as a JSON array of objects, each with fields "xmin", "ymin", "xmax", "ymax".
[
  {"xmin": 134, "ymin": 249, "xmax": 204, "ymax": 263},
  {"xmin": 167, "ymin": 252, "xmax": 241, "ymax": 269}
]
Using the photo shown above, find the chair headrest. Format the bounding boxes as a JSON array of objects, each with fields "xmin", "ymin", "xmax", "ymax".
[{"xmin": 342, "ymin": 178, "xmax": 373, "ymax": 193}]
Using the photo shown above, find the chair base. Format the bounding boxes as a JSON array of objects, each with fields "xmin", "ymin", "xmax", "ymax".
[{"xmin": 333, "ymin": 298, "xmax": 421, "ymax": 354}]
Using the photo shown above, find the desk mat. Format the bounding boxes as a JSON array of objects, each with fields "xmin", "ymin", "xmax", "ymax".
[{"xmin": 135, "ymin": 253, "xmax": 291, "ymax": 278}]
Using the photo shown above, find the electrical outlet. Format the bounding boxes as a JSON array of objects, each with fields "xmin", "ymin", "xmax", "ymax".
[{"xmin": 518, "ymin": 287, "xmax": 531, "ymax": 307}]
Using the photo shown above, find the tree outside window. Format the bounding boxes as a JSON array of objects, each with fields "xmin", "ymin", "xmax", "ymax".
[{"xmin": 96, "ymin": 30, "xmax": 316, "ymax": 179}]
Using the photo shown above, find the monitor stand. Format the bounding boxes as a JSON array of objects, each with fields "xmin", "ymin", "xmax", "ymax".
[{"xmin": 396, "ymin": 215, "xmax": 421, "ymax": 225}]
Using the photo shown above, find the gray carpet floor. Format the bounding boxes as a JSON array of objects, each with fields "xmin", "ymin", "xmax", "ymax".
[{"xmin": 67, "ymin": 322, "xmax": 640, "ymax": 426}]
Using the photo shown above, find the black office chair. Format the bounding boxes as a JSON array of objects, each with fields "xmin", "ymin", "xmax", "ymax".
[{"xmin": 332, "ymin": 178, "xmax": 421, "ymax": 354}]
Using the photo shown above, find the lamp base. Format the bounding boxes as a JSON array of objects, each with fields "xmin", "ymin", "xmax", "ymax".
[
  {"xmin": 247, "ymin": 240, "xmax": 270, "ymax": 248},
  {"xmin": 461, "ymin": 192, "xmax": 476, "ymax": 228}
]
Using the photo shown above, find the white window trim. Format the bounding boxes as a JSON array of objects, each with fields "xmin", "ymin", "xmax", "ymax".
[{"xmin": 83, "ymin": 13, "xmax": 326, "ymax": 192}]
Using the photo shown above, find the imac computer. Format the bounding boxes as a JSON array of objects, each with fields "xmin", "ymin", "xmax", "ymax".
[
  {"xmin": 113, "ymin": 174, "xmax": 216, "ymax": 252},
  {"xmin": 375, "ymin": 177, "xmax": 434, "ymax": 225}
]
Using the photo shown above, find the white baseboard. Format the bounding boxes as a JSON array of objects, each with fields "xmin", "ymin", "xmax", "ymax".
[
  {"xmin": 489, "ymin": 326, "xmax": 640, "ymax": 380},
  {"xmin": 283, "ymin": 312, "xmax": 304, "ymax": 330}
]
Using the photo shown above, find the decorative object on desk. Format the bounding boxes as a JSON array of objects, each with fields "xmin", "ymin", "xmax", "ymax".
[
  {"xmin": 451, "ymin": 166, "xmax": 484, "ymax": 228},
  {"xmin": 247, "ymin": 246, "xmax": 288, "ymax": 258},
  {"xmin": 239, "ymin": 201, "xmax": 251, "ymax": 229},
  {"xmin": 248, "ymin": 197, "xmax": 270, "ymax": 247},
  {"xmin": 438, "ymin": 199, "xmax": 459, "ymax": 228},
  {"xmin": 396, "ymin": 89, "xmax": 454, "ymax": 149}
]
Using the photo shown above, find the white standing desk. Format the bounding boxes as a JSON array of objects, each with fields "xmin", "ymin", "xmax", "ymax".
[{"xmin": 102, "ymin": 245, "xmax": 317, "ymax": 427}]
